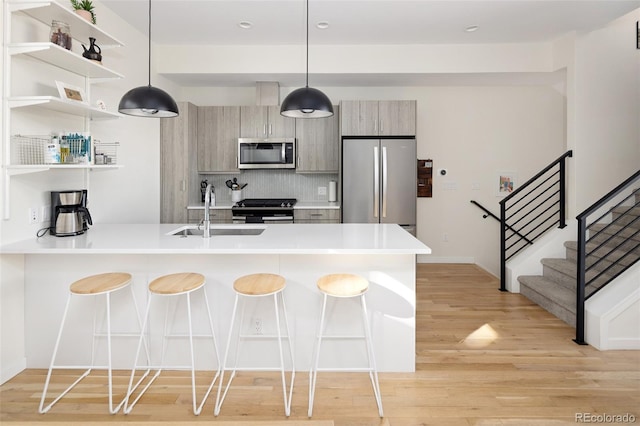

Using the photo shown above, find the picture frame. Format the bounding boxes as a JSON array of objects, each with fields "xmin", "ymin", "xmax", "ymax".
[
  {"xmin": 496, "ymin": 171, "xmax": 517, "ymax": 196},
  {"xmin": 55, "ymin": 81, "xmax": 86, "ymax": 103}
]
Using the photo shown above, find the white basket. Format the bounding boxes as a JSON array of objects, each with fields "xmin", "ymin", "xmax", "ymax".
[
  {"xmin": 94, "ymin": 141, "xmax": 119, "ymax": 165},
  {"xmin": 10, "ymin": 135, "xmax": 48, "ymax": 165}
]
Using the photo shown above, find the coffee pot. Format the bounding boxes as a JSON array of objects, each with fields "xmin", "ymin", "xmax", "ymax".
[
  {"xmin": 82, "ymin": 37, "xmax": 102, "ymax": 63},
  {"xmin": 50, "ymin": 190, "xmax": 93, "ymax": 236}
]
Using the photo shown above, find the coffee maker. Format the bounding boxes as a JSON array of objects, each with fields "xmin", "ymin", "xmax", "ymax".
[{"xmin": 50, "ymin": 190, "xmax": 92, "ymax": 236}]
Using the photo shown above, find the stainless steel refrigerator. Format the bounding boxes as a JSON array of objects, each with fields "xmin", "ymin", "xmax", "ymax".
[{"xmin": 342, "ymin": 138, "xmax": 417, "ymax": 235}]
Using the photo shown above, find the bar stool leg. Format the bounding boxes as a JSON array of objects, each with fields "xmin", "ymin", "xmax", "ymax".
[
  {"xmin": 360, "ymin": 294, "xmax": 383, "ymax": 417},
  {"xmin": 39, "ymin": 294, "xmax": 89, "ymax": 413},
  {"xmin": 193, "ymin": 287, "xmax": 220, "ymax": 415},
  {"xmin": 308, "ymin": 293, "xmax": 328, "ymax": 418},
  {"xmin": 124, "ymin": 294, "xmax": 157, "ymax": 414},
  {"xmin": 274, "ymin": 291, "xmax": 295, "ymax": 416},
  {"xmin": 214, "ymin": 293, "xmax": 240, "ymax": 416}
]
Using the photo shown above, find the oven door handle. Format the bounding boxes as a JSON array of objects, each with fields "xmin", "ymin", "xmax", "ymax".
[{"xmin": 262, "ymin": 216, "xmax": 294, "ymax": 222}]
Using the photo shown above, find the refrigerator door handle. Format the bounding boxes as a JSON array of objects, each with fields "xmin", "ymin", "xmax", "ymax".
[
  {"xmin": 373, "ymin": 146, "xmax": 379, "ymax": 218},
  {"xmin": 382, "ymin": 146, "xmax": 388, "ymax": 217}
]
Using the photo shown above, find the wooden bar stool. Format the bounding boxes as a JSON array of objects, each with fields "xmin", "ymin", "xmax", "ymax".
[
  {"xmin": 39, "ymin": 272, "xmax": 141, "ymax": 414},
  {"xmin": 124, "ymin": 272, "xmax": 220, "ymax": 415},
  {"xmin": 308, "ymin": 273, "xmax": 383, "ymax": 418},
  {"xmin": 215, "ymin": 273, "xmax": 295, "ymax": 417}
]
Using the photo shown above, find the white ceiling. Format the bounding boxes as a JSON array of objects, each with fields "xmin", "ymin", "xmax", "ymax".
[{"xmin": 99, "ymin": 0, "xmax": 640, "ymax": 86}]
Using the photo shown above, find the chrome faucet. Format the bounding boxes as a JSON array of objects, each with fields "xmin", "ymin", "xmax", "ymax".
[{"xmin": 203, "ymin": 183, "xmax": 213, "ymax": 238}]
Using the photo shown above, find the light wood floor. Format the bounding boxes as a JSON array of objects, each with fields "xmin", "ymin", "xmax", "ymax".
[{"xmin": 1, "ymin": 264, "xmax": 639, "ymax": 425}]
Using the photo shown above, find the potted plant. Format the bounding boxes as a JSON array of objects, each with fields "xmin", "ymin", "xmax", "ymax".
[{"xmin": 70, "ymin": 0, "xmax": 96, "ymax": 25}]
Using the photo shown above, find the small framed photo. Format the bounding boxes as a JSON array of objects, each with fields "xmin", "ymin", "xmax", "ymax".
[
  {"xmin": 56, "ymin": 81, "xmax": 86, "ymax": 103},
  {"xmin": 496, "ymin": 171, "xmax": 517, "ymax": 196}
]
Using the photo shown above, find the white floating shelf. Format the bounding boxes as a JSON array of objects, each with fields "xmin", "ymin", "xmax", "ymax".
[
  {"xmin": 9, "ymin": 43, "xmax": 124, "ymax": 80},
  {"xmin": 9, "ymin": 96, "xmax": 120, "ymax": 120},
  {"xmin": 8, "ymin": 0, "xmax": 124, "ymax": 47},
  {"xmin": 6, "ymin": 164, "xmax": 123, "ymax": 176}
]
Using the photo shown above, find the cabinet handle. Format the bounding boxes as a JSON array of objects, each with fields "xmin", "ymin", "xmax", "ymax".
[
  {"xmin": 263, "ymin": 124, "xmax": 267, "ymax": 135},
  {"xmin": 269, "ymin": 124, "xmax": 272, "ymax": 135},
  {"xmin": 380, "ymin": 119, "xmax": 384, "ymax": 134},
  {"xmin": 181, "ymin": 180, "xmax": 186, "ymax": 192},
  {"xmin": 310, "ymin": 213, "xmax": 323, "ymax": 217}
]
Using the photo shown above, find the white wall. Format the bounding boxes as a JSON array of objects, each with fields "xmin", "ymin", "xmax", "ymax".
[{"xmin": 572, "ymin": 10, "xmax": 640, "ymax": 211}]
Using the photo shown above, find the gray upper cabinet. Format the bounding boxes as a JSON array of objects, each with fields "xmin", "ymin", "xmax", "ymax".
[
  {"xmin": 295, "ymin": 105, "xmax": 340, "ymax": 173},
  {"xmin": 240, "ymin": 105, "xmax": 295, "ymax": 138},
  {"xmin": 197, "ymin": 106, "xmax": 240, "ymax": 173},
  {"xmin": 160, "ymin": 102, "xmax": 198, "ymax": 223},
  {"xmin": 340, "ymin": 100, "xmax": 416, "ymax": 136}
]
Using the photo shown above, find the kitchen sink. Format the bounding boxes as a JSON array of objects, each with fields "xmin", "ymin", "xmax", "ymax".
[{"xmin": 168, "ymin": 225, "xmax": 265, "ymax": 237}]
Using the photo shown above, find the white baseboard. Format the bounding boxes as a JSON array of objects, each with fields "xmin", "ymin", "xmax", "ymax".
[
  {"xmin": 417, "ymin": 255, "xmax": 474, "ymax": 264},
  {"xmin": 1, "ymin": 357, "xmax": 26, "ymax": 385}
]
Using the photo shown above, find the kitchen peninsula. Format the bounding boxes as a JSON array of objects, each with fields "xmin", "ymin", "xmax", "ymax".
[{"xmin": 1, "ymin": 223, "xmax": 429, "ymax": 375}]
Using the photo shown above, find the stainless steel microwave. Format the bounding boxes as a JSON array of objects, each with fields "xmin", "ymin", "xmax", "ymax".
[{"xmin": 238, "ymin": 138, "xmax": 296, "ymax": 169}]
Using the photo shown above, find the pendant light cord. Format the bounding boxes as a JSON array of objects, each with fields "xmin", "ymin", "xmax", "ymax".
[
  {"xmin": 305, "ymin": 0, "xmax": 309, "ymax": 88},
  {"xmin": 147, "ymin": 0, "xmax": 152, "ymax": 86}
]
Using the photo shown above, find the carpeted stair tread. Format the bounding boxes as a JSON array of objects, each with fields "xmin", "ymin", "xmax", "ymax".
[
  {"xmin": 540, "ymin": 257, "xmax": 611, "ymax": 296},
  {"xmin": 518, "ymin": 275, "xmax": 576, "ymax": 326},
  {"xmin": 564, "ymin": 241, "xmax": 640, "ymax": 268},
  {"xmin": 588, "ymin": 223, "xmax": 640, "ymax": 241}
]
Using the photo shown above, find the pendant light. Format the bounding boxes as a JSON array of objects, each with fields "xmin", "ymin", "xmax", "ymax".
[
  {"xmin": 118, "ymin": 0, "xmax": 178, "ymax": 118},
  {"xmin": 280, "ymin": 0, "xmax": 333, "ymax": 118}
]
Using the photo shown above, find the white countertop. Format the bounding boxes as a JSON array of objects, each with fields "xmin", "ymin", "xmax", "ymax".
[
  {"xmin": 187, "ymin": 201, "xmax": 340, "ymax": 210},
  {"xmin": 0, "ymin": 223, "xmax": 430, "ymax": 255}
]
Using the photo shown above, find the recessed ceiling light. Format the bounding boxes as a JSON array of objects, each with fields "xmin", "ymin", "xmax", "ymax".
[
  {"xmin": 465, "ymin": 25, "xmax": 479, "ymax": 32},
  {"xmin": 316, "ymin": 21, "xmax": 329, "ymax": 30},
  {"xmin": 238, "ymin": 21, "xmax": 253, "ymax": 29}
]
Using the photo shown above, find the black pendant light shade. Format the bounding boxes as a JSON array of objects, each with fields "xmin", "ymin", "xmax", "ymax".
[
  {"xmin": 280, "ymin": 87, "xmax": 333, "ymax": 118},
  {"xmin": 118, "ymin": 0, "xmax": 178, "ymax": 118},
  {"xmin": 118, "ymin": 85, "xmax": 179, "ymax": 117},
  {"xmin": 280, "ymin": 0, "xmax": 333, "ymax": 119}
]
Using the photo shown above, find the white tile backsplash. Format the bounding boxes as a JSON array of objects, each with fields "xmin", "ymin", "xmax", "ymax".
[{"xmin": 198, "ymin": 170, "xmax": 338, "ymax": 203}]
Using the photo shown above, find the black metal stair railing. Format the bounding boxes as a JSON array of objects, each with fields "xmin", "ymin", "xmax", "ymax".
[
  {"xmin": 470, "ymin": 200, "xmax": 533, "ymax": 245},
  {"xmin": 574, "ymin": 170, "xmax": 640, "ymax": 345},
  {"xmin": 497, "ymin": 150, "xmax": 573, "ymax": 291}
]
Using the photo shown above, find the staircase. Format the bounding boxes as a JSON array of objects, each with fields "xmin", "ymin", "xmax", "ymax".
[{"xmin": 518, "ymin": 190, "xmax": 640, "ymax": 327}]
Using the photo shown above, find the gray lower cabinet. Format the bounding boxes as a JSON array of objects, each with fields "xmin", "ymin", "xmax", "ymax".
[
  {"xmin": 187, "ymin": 208, "xmax": 232, "ymax": 224},
  {"xmin": 240, "ymin": 105, "xmax": 295, "ymax": 138},
  {"xmin": 197, "ymin": 106, "xmax": 240, "ymax": 173},
  {"xmin": 295, "ymin": 105, "xmax": 339, "ymax": 173},
  {"xmin": 294, "ymin": 209, "xmax": 340, "ymax": 223},
  {"xmin": 160, "ymin": 102, "xmax": 198, "ymax": 224},
  {"xmin": 340, "ymin": 100, "xmax": 416, "ymax": 136}
]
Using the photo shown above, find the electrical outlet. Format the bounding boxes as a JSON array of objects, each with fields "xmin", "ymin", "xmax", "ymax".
[
  {"xmin": 28, "ymin": 207, "xmax": 39, "ymax": 224},
  {"xmin": 443, "ymin": 233, "xmax": 449, "ymax": 242},
  {"xmin": 318, "ymin": 186, "xmax": 327, "ymax": 196},
  {"xmin": 253, "ymin": 317, "xmax": 263, "ymax": 335}
]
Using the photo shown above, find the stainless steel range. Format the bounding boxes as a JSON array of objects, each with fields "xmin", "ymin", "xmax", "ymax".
[{"xmin": 232, "ymin": 198, "xmax": 297, "ymax": 224}]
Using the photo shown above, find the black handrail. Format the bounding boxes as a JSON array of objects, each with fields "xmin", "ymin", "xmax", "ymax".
[
  {"xmin": 574, "ymin": 169, "xmax": 640, "ymax": 345},
  {"xmin": 498, "ymin": 150, "xmax": 573, "ymax": 291},
  {"xmin": 470, "ymin": 200, "xmax": 533, "ymax": 245}
]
